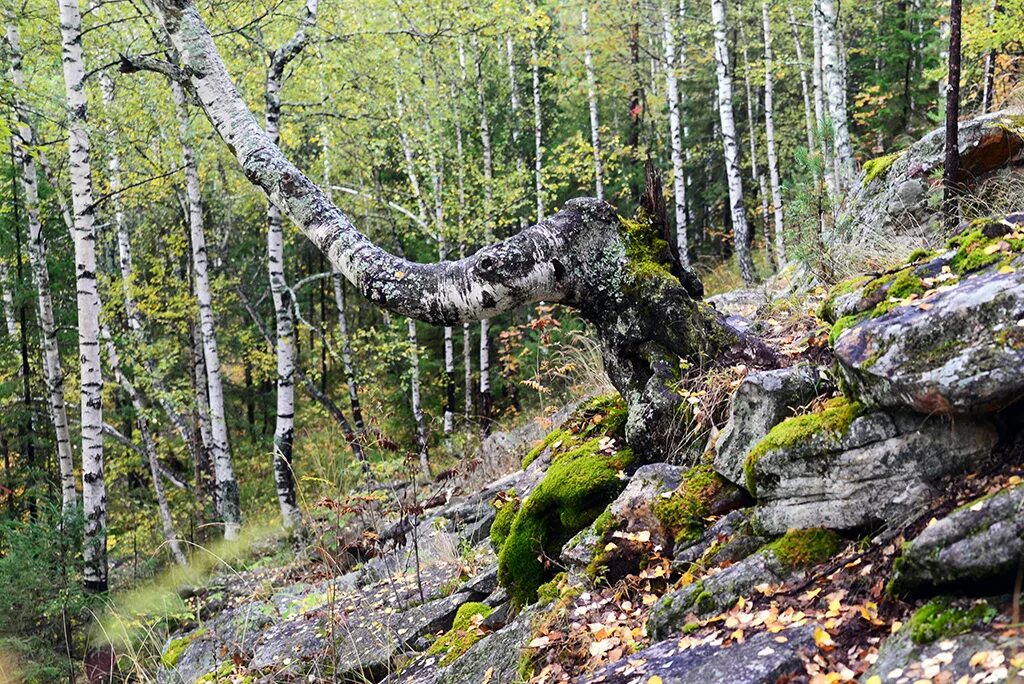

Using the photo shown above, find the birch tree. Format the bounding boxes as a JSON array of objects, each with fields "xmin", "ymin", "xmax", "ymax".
[
  {"xmin": 581, "ymin": 5, "xmax": 605, "ymax": 200},
  {"xmin": 474, "ymin": 35, "xmax": 495, "ymax": 433},
  {"xmin": 711, "ymin": 0, "xmax": 757, "ymax": 284},
  {"xmin": 0, "ymin": 263, "xmax": 14, "ymax": 338},
  {"xmin": 738, "ymin": 4, "xmax": 772, "ymax": 268},
  {"xmin": 56, "ymin": 0, "xmax": 106, "ymax": 591},
  {"xmin": 531, "ymin": 30, "xmax": 544, "ymax": 223},
  {"xmin": 173, "ymin": 82, "xmax": 241, "ymax": 540},
  {"xmin": 788, "ymin": 7, "xmax": 816, "ymax": 155},
  {"xmin": 662, "ymin": 1, "xmax": 689, "ymax": 266},
  {"xmin": 8, "ymin": 20, "xmax": 77, "ymax": 515},
  {"xmin": 818, "ymin": 0, "xmax": 855, "ymax": 190},
  {"xmin": 762, "ymin": 2, "xmax": 785, "ymax": 266},
  {"xmin": 811, "ymin": 0, "xmax": 834, "ymax": 195}
]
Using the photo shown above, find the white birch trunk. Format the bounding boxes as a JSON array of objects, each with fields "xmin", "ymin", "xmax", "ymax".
[
  {"xmin": 531, "ymin": 35, "xmax": 545, "ymax": 223},
  {"xmin": 330, "ymin": 274, "xmax": 365, "ymax": 434},
  {"xmin": 818, "ymin": 0, "xmax": 854, "ymax": 191},
  {"xmin": 811, "ymin": 0, "xmax": 835, "ymax": 195},
  {"xmin": 662, "ymin": 3, "xmax": 689, "ymax": 266},
  {"xmin": 712, "ymin": 0, "xmax": 756, "ymax": 284},
  {"xmin": 0, "ymin": 262, "xmax": 15, "ymax": 338},
  {"xmin": 173, "ymin": 82, "xmax": 241, "ymax": 540},
  {"xmin": 789, "ymin": 8, "xmax": 816, "ymax": 155},
  {"xmin": 102, "ymin": 325, "xmax": 187, "ymax": 566},
  {"xmin": 8, "ymin": 20, "xmax": 77, "ymax": 514},
  {"xmin": 762, "ymin": 2, "xmax": 785, "ymax": 266},
  {"xmin": 738, "ymin": 5, "xmax": 771, "ymax": 265},
  {"xmin": 57, "ymin": 0, "xmax": 106, "ymax": 591},
  {"xmin": 581, "ymin": 6, "xmax": 605, "ymax": 200},
  {"xmin": 474, "ymin": 35, "xmax": 495, "ymax": 431}
]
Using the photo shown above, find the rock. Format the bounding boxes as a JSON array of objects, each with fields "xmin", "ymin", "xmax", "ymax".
[
  {"xmin": 715, "ymin": 365, "xmax": 832, "ymax": 486},
  {"xmin": 706, "ymin": 288, "xmax": 765, "ymax": 319},
  {"xmin": 890, "ymin": 484, "xmax": 1024, "ymax": 593},
  {"xmin": 747, "ymin": 404, "xmax": 997, "ymax": 534},
  {"xmin": 862, "ymin": 625, "xmax": 1020, "ymax": 683},
  {"xmin": 836, "ymin": 262, "xmax": 1024, "ymax": 416},
  {"xmin": 672, "ymin": 509, "xmax": 767, "ymax": 568},
  {"xmin": 158, "ymin": 602, "xmax": 273, "ymax": 684},
  {"xmin": 561, "ymin": 463, "xmax": 683, "ymax": 575},
  {"xmin": 581, "ymin": 624, "xmax": 816, "ymax": 684}
]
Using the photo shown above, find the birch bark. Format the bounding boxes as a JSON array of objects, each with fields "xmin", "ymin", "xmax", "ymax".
[
  {"xmin": 811, "ymin": 0, "xmax": 834, "ymax": 195},
  {"xmin": 662, "ymin": 2, "xmax": 689, "ymax": 266},
  {"xmin": 474, "ymin": 35, "xmax": 495, "ymax": 433},
  {"xmin": 581, "ymin": 6, "xmax": 605, "ymax": 200},
  {"xmin": 0, "ymin": 263, "xmax": 15, "ymax": 338},
  {"xmin": 762, "ymin": 2, "xmax": 785, "ymax": 266},
  {"xmin": 531, "ymin": 35, "xmax": 544, "ymax": 223},
  {"xmin": 788, "ymin": 8, "xmax": 816, "ymax": 155},
  {"xmin": 818, "ymin": 0, "xmax": 854, "ymax": 190},
  {"xmin": 8, "ymin": 20, "xmax": 77, "ymax": 514}
]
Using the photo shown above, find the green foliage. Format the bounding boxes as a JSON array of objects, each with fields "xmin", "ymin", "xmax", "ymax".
[
  {"xmin": 764, "ymin": 529, "xmax": 843, "ymax": 570},
  {"xmin": 744, "ymin": 397, "xmax": 862, "ymax": 495},
  {"xmin": 425, "ymin": 602, "xmax": 493, "ymax": 665},
  {"xmin": 653, "ymin": 464, "xmax": 735, "ymax": 544},
  {"xmin": 862, "ymin": 152, "xmax": 903, "ymax": 186},
  {"xmin": 489, "ymin": 491, "xmax": 520, "ymax": 553},
  {"xmin": 906, "ymin": 598, "xmax": 996, "ymax": 644}
]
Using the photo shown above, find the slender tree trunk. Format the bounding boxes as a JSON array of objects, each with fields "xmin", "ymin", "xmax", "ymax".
[
  {"xmin": 818, "ymin": 0, "xmax": 854, "ymax": 191},
  {"xmin": 739, "ymin": 7, "xmax": 772, "ymax": 270},
  {"xmin": 173, "ymin": 82, "xmax": 240, "ymax": 540},
  {"xmin": 452, "ymin": 44, "xmax": 474, "ymax": 433},
  {"xmin": 56, "ymin": 0, "xmax": 106, "ymax": 591},
  {"xmin": 8, "ymin": 20, "xmax": 76, "ymax": 514},
  {"xmin": 331, "ymin": 276, "xmax": 366, "ymax": 434},
  {"xmin": 981, "ymin": 0, "xmax": 998, "ymax": 112},
  {"xmin": 102, "ymin": 326, "xmax": 187, "ymax": 566},
  {"xmin": 943, "ymin": 0, "xmax": 962, "ymax": 231},
  {"xmin": 789, "ymin": 8, "xmax": 816, "ymax": 155},
  {"xmin": 581, "ymin": 5, "xmax": 605, "ymax": 200},
  {"xmin": 474, "ymin": 35, "xmax": 495, "ymax": 434},
  {"xmin": 762, "ymin": 2, "xmax": 785, "ymax": 266},
  {"xmin": 662, "ymin": 2, "xmax": 689, "ymax": 266},
  {"xmin": 506, "ymin": 37, "xmax": 526, "ymax": 184},
  {"xmin": 531, "ymin": 34, "xmax": 545, "ymax": 223},
  {"xmin": 712, "ymin": 0, "xmax": 757, "ymax": 284},
  {"xmin": 811, "ymin": 0, "xmax": 834, "ymax": 195},
  {"xmin": 0, "ymin": 262, "xmax": 15, "ymax": 338}
]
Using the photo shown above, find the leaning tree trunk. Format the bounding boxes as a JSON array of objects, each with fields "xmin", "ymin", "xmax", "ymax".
[
  {"xmin": 662, "ymin": 2, "xmax": 689, "ymax": 267},
  {"xmin": 263, "ymin": 1, "xmax": 317, "ymax": 529},
  {"xmin": 8, "ymin": 20, "xmax": 77, "ymax": 515},
  {"xmin": 57, "ymin": 0, "xmax": 106, "ymax": 592},
  {"xmin": 581, "ymin": 5, "xmax": 605, "ymax": 200},
  {"xmin": 173, "ymin": 81, "xmax": 241, "ymax": 540},
  {"xmin": 148, "ymin": 0, "xmax": 778, "ymax": 458},
  {"xmin": 763, "ymin": 1, "xmax": 785, "ymax": 266},
  {"xmin": 711, "ymin": 0, "xmax": 757, "ymax": 284},
  {"xmin": 818, "ymin": 0, "xmax": 854, "ymax": 191}
]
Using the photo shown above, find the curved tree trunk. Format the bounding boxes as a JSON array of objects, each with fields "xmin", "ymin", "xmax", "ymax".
[
  {"xmin": 57, "ymin": 0, "xmax": 106, "ymax": 592},
  {"xmin": 8, "ymin": 20, "xmax": 77, "ymax": 515},
  {"xmin": 172, "ymin": 81, "xmax": 241, "ymax": 540},
  {"xmin": 148, "ymin": 0, "xmax": 778, "ymax": 455}
]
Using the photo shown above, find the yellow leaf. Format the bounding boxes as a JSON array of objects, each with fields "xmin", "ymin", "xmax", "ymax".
[
  {"xmin": 813, "ymin": 626, "xmax": 835, "ymax": 650},
  {"xmin": 864, "ymin": 677, "xmax": 881, "ymax": 684},
  {"xmin": 395, "ymin": 270, "xmax": 406, "ymax": 279},
  {"xmin": 647, "ymin": 677, "xmax": 664, "ymax": 684}
]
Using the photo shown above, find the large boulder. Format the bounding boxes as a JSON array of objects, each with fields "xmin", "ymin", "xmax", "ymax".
[
  {"xmin": 648, "ymin": 529, "xmax": 841, "ymax": 639},
  {"xmin": 580, "ymin": 624, "xmax": 817, "ymax": 684},
  {"xmin": 715, "ymin": 365, "xmax": 832, "ymax": 486},
  {"xmin": 890, "ymin": 483, "xmax": 1024, "ymax": 594},
  {"xmin": 745, "ymin": 400, "xmax": 997, "ymax": 534},
  {"xmin": 835, "ymin": 220, "xmax": 1024, "ymax": 415}
]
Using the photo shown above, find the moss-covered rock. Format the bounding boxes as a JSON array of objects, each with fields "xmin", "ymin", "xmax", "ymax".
[
  {"xmin": 653, "ymin": 464, "xmax": 735, "ymax": 546},
  {"xmin": 488, "ymin": 491, "xmax": 519, "ymax": 553},
  {"xmin": 763, "ymin": 529, "xmax": 842, "ymax": 570},
  {"xmin": 862, "ymin": 151, "xmax": 904, "ymax": 186},
  {"xmin": 906, "ymin": 598, "xmax": 996, "ymax": 645},
  {"xmin": 161, "ymin": 628, "xmax": 205, "ymax": 669},
  {"xmin": 498, "ymin": 396, "xmax": 638, "ymax": 607},
  {"xmin": 425, "ymin": 602, "xmax": 494, "ymax": 666}
]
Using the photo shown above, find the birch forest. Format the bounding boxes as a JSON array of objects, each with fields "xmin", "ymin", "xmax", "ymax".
[{"xmin": 2, "ymin": 0, "xmax": 1024, "ymax": 681}]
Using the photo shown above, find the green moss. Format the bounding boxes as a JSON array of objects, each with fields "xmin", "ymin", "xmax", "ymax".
[
  {"xmin": 653, "ymin": 464, "xmax": 734, "ymax": 544},
  {"xmin": 887, "ymin": 269, "xmax": 926, "ymax": 300},
  {"xmin": 907, "ymin": 598, "xmax": 996, "ymax": 644},
  {"xmin": 829, "ymin": 312, "xmax": 868, "ymax": 345},
  {"xmin": 947, "ymin": 220, "xmax": 1024, "ymax": 275},
  {"xmin": 905, "ymin": 247, "xmax": 934, "ymax": 264},
  {"xmin": 765, "ymin": 529, "xmax": 842, "ymax": 570},
  {"xmin": 489, "ymin": 491, "xmax": 520, "ymax": 553},
  {"xmin": 744, "ymin": 398, "xmax": 862, "ymax": 496},
  {"xmin": 862, "ymin": 151, "xmax": 903, "ymax": 186},
  {"xmin": 425, "ymin": 602, "xmax": 494, "ymax": 665},
  {"xmin": 619, "ymin": 211, "xmax": 680, "ymax": 293},
  {"xmin": 522, "ymin": 429, "xmax": 567, "ymax": 469},
  {"xmin": 536, "ymin": 572, "xmax": 567, "ymax": 605},
  {"xmin": 196, "ymin": 660, "xmax": 234, "ymax": 683},
  {"xmin": 819, "ymin": 275, "xmax": 870, "ymax": 322},
  {"xmin": 161, "ymin": 628, "xmax": 205, "ymax": 669}
]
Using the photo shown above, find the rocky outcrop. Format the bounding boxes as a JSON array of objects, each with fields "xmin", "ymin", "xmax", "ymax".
[
  {"xmin": 890, "ymin": 483, "xmax": 1024, "ymax": 594},
  {"xmin": 862, "ymin": 622, "xmax": 1015, "ymax": 684},
  {"xmin": 581, "ymin": 624, "xmax": 817, "ymax": 684},
  {"xmin": 746, "ymin": 403, "xmax": 997, "ymax": 534},
  {"xmin": 715, "ymin": 365, "xmax": 831, "ymax": 486}
]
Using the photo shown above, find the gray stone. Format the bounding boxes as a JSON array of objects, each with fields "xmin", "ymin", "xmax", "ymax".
[
  {"xmin": 749, "ymin": 410, "xmax": 997, "ymax": 534},
  {"xmin": 158, "ymin": 602, "xmax": 274, "ymax": 684},
  {"xmin": 837, "ymin": 265, "xmax": 1024, "ymax": 416},
  {"xmin": 715, "ymin": 365, "xmax": 832, "ymax": 486},
  {"xmin": 673, "ymin": 509, "xmax": 767, "ymax": 568},
  {"xmin": 862, "ymin": 627, "xmax": 1023, "ymax": 683},
  {"xmin": 581, "ymin": 624, "xmax": 816, "ymax": 684},
  {"xmin": 890, "ymin": 483, "xmax": 1024, "ymax": 593}
]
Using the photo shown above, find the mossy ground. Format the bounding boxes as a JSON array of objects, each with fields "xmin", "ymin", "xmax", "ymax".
[
  {"xmin": 498, "ymin": 395, "xmax": 637, "ymax": 607},
  {"xmin": 425, "ymin": 602, "xmax": 494, "ymax": 666},
  {"xmin": 906, "ymin": 597, "xmax": 996, "ymax": 644},
  {"xmin": 764, "ymin": 529, "xmax": 843, "ymax": 570},
  {"xmin": 653, "ymin": 464, "xmax": 735, "ymax": 545},
  {"xmin": 744, "ymin": 397, "xmax": 862, "ymax": 495}
]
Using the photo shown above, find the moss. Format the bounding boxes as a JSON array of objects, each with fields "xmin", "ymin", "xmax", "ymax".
[
  {"xmin": 829, "ymin": 312, "xmax": 868, "ymax": 345},
  {"xmin": 947, "ymin": 219, "xmax": 1024, "ymax": 275},
  {"xmin": 196, "ymin": 660, "xmax": 234, "ymax": 683},
  {"xmin": 425, "ymin": 602, "xmax": 494, "ymax": 666},
  {"xmin": 744, "ymin": 397, "xmax": 862, "ymax": 496},
  {"xmin": 887, "ymin": 269, "xmax": 926, "ymax": 300},
  {"xmin": 522, "ymin": 429, "xmax": 567, "ymax": 469},
  {"xmin": 905, "ymin": 247, "xmax": 934, "ymax": 264},
  {"xmin": 907, "ymin": 598, "xmax": 996, "ymax": 645},
  {"xmin": 619, "ymin": 211, "xmax": 680, "ymax": 294},
  {"xmin": 819, "ymin": 275, "xmax": 870, "ymax": 322},
  {"xmin": 653, "ymin": 464, "xmax": 734, "ymax": 544},
  {"xmin": 161, "ymin": 628, "xmax": 205, "ymax": 669},
  {"xmin": 489, "ymin": 491, "xmax": 520, "ymax": 553},
  {"xmin": 764, "ymin": 528, "xmax": 842, "ymax": 570},
  {"xmin": 536, "ymin": 572, "xmax": 567, "ymax": 605},
  {"xmin": 862, "ymin": 151, "xmax": 903, "ymax": 186}
]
